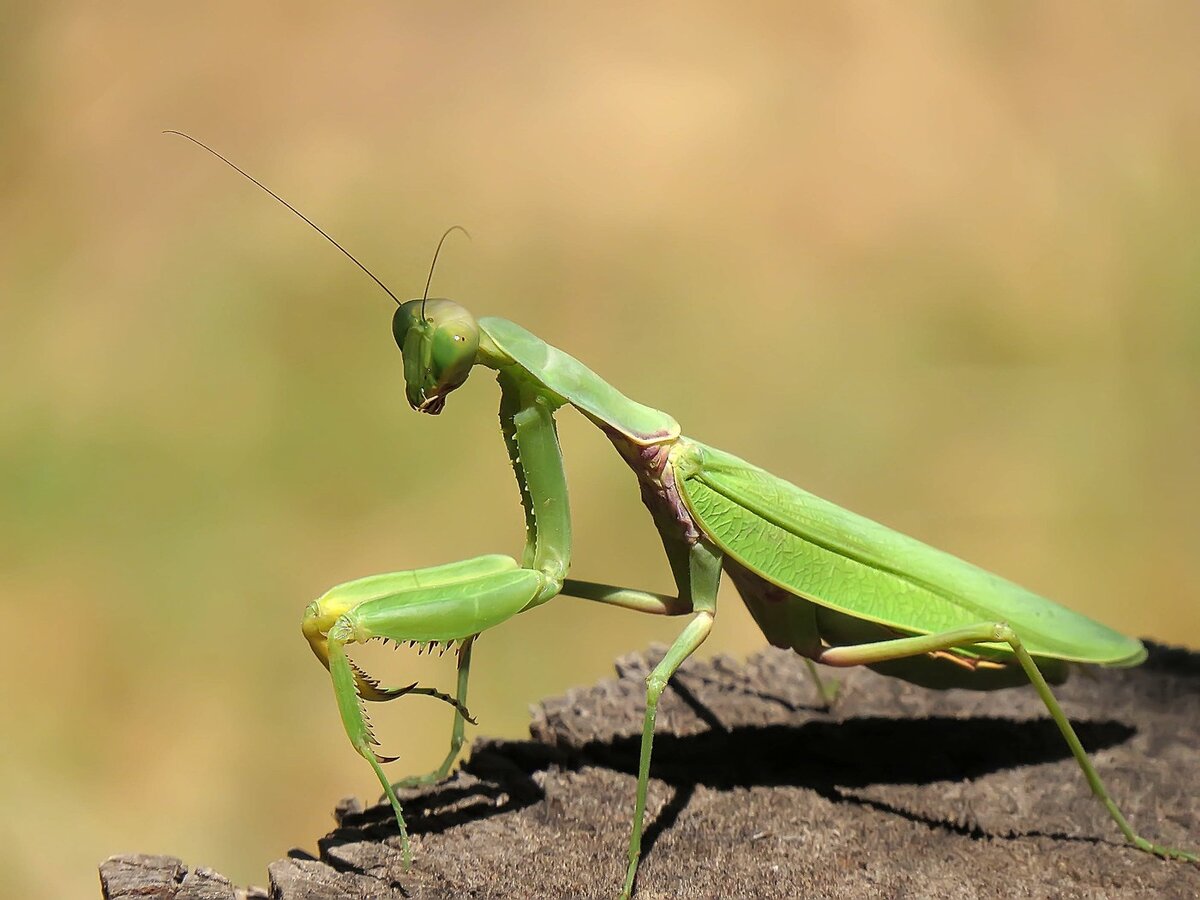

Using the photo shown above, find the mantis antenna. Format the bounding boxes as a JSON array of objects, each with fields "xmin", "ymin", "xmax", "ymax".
[
  {"xmin": 421, "ymin": 225, "xmax": 470, "ymax": 321},
  {"xmin": 163, "ymin": 130, "xmax": 404, "ymax": 307}
]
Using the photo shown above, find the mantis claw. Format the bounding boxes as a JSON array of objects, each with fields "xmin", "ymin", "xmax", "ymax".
[
  {"xmin": 353, "ymin": 652, "xmax": 479, "ymax": 721},
  {"xmin": 350, "ymin": 658, "xmax": 421, "ymax": 703},
  {"xmin": 302, "ymin": 557, "xmax": 547, "ymax": 873},
  {"xmin": 398, "ymin": 683, "xmax": 478, "ymax": 724}
]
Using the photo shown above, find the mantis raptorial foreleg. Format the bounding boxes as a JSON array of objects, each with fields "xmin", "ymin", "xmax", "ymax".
[
  {"xmin": 308, "ymin": 555, "xmax": 546, "ymax": 863},
  {"xmin": 392, "ymin": 636, "xmax": 475, "ymax": 789},
  {"xmin": 819, "ymin": 625, "xmax": 1198, "ymax": 863},
  {"xmin": 301, "ymin": 371, "xmax": 576, "ymax": 863}
]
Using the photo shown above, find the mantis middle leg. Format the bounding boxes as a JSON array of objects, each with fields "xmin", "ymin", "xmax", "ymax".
[{"xmin": 562, "ymin": 538, "xmax": 723, "ymax": 899}]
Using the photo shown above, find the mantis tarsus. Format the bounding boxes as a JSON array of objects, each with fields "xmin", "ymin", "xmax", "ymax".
[{"xmin": 171, "ymin": 133, "xmax": 1198, "ymax": 898}]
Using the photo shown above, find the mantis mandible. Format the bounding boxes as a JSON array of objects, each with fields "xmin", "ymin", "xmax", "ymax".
[{"xmin": 171, "ymin": 133, "xmax": 1197, "ymax": 898}]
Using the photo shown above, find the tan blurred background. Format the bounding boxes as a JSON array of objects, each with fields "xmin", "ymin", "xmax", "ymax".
[{"xmin": 3, "ymin": 4, "xmax": 1199, "ymax": 897}]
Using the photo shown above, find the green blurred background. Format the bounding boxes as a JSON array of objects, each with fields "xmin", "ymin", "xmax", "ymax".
[{"xmin": 3, "ymin": 4, "xmax": 1198, "ymax": 897}]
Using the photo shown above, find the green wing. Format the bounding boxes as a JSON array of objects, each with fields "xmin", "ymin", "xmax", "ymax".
[{"xmin": 675, "ymin": 440, "xmax": 1145, "ymax": 666}]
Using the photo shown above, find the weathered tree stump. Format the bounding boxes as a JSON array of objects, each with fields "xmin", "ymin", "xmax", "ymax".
[{"xmin": 101, "ymin": 643, "xmax": 1200, "ymax": 899}]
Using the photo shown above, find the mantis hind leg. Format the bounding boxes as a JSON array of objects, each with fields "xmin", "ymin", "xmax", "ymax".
[
  {"xmin": 802, "ymin": 657, "xmax": 840, "ymax": 708},
  {"xmin": 1004, "ymin": 637, "xmax": 1195, "ymax": 862},
  {"xmin": 820, "ymin": 625, "xmax": 1198, "ymax": 863}
]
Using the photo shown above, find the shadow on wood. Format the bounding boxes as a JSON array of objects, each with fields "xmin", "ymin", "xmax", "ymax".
[{"xmin": 100, "ymin": 643, "xmax": 1200, "ymax": 899}]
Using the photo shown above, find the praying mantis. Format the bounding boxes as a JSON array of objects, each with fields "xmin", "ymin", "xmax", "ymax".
[{"xmin": 171, "ymin": 133, "xmax": 1197, "ymax": 899}]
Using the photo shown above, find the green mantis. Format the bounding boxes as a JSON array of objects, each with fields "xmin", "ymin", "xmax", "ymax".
[
  {"xmin": 171, "ymin": 134, "xmax": 1197, "ymax": 898},
  {"xmin": 306, "ymin": 299, "xmax": 1198, "ymax": 897}
]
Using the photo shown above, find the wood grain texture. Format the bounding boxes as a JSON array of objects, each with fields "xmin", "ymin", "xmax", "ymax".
[{"xmin": 101, "ymin": 643, "xmax": 1200, "ymax": 899}]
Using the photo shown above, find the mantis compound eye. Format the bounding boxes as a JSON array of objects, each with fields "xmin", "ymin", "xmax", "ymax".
[{"xmin": 429, "ymin": 320, "xmax": 479, "ymax": 392}]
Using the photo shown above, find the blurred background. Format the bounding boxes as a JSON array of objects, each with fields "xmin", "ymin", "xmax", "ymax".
[{"xmin": 2, "ymin": 4, "xmax": 1198, "ymax": 897}]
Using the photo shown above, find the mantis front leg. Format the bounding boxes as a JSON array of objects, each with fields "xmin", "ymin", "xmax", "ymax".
[
  {"xmin": 496, "ymin": 369, "xmax": 571, "ymax": 597},
  {"xmin": 305, "ymin": 555, "xmax": 546, "ymax": 863},
  {"xmin": 387, "ymin": 372, "xmax": 574, "ymax": 789},
  {"xmin": 396, "ymin": 372, "xmax": 573, "ymax": 791},
  {"xmin": 391, "ymin": 635, "xmax": 475, "ymax": 789},
  {"xmin": 303, "ymin": 371, "xmax": 573, "ymax": 860}
]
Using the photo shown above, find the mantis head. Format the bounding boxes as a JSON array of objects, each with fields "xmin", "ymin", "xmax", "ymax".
[{"xmin": 392, "ymin": 298, "xmax": 480, "ymax": 415}]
